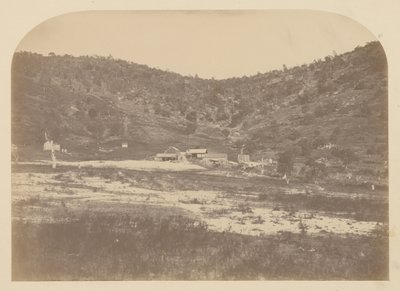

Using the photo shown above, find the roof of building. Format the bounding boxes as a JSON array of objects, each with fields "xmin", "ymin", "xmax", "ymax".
[
  {"xmin": 238, "ymin": 154, "xmax": 250, "ymax": 157},
  {"xmin": 187, "ymin": 149, "xmax": 207, "ymax": 154},
  {"xmin": 164, "ymin": 146, "xmax": 181, "ymax": 153},
  {"xmin": 44, "ymin": 141, "xmax": 60, "ymax": 146},
  {"xmin": 205, "ymin": 153, "xmax": 228, "ymax": 159}
]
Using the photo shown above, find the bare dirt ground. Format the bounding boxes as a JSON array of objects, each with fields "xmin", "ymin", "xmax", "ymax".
[
  {"xmin": 12, "ymin": 161, "xmax": 383, "ymax": 235},
  {"xmin": 17, "ymin": 159, "xmax": 206, "ymax": 171},
  {"xmin": 11, "ymin": 160, "xmax": 389, "ymax": 280},
  {"xmin": 12, "ymin": 171, "xmax": 381, "ymax": 236}
]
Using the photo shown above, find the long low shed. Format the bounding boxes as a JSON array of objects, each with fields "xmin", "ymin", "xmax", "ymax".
[
  {"xmin": 203, "ymin": 153, "xmax": 228, "ymax": 165},
  {"xmin": 155, "ymin": 153, "xmax": 178, "ymax": 161},
  {"xmin": 187, "ymin": 149, "xmax": 208, "ymax": 158}
]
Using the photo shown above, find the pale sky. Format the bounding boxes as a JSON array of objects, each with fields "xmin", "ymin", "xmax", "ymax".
[{"xmin": 16, "ymin": 10, "xmax": 377, "ymax": 79}]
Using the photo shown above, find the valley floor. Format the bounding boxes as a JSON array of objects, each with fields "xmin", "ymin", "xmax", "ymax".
[{"xmin": 11, "ymin": 160, "xmax": 388, "ymax": 280}]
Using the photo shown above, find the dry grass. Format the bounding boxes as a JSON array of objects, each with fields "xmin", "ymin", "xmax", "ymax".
[
  {"xmin": 11, "ymin": 163, "xmax": 389, "ymax": 280},
  {"xmin": 12, "ymin": 212, "xmax": 388, "ymax": 280}
]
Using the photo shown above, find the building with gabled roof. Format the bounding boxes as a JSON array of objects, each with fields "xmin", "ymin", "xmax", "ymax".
[
  {"xmin": 155, "ymin": 146, "xmax": 186, "ymax": 161},
  {"xmin": 187, "ymin": 148, "xmax": 208, "ymax": 159},
  {"xmin": 155, "ymin": 153, "xmax": 178, "ymax": 161}
]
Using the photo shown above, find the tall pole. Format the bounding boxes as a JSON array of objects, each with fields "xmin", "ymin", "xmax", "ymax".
[
  {"xmin": 51, "ymin": 140, "xmax": 57, "ymax": 169},
  {"xmin": 45, "ymin": 131, "xmax": 57, "ymax": 169},
  {"xmin": 261, "ymin": 157, "xmax": 264, "ymax": 175}
]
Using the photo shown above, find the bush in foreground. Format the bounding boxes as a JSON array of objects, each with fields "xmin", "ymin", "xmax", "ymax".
[{"xmin": 12, "ymin": 213, "xmax": 388, "ymax": 280}]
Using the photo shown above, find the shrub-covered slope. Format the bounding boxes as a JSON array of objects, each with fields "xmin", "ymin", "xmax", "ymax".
[{"xmin": 11, "ymin": 41, "xmax": 388, "ymax": 183}]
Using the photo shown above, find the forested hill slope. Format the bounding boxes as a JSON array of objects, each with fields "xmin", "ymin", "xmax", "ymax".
[{"xmin": 12, "ymin": 41, "xmax": 387, "ymax": 179}]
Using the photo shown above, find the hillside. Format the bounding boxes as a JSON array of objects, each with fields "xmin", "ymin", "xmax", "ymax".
[{"xmin": 11, "ymin": 41, "xmax": 388, "ymax": 184}]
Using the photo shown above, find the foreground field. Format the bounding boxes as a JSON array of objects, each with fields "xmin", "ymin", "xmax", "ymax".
[{"xmin": 11, "ymin": 161, "xmax": 388, "ymax": 280}]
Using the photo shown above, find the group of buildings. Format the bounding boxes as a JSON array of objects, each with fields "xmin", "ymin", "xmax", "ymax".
[
  {"xmin": 154, "ymin": 146, "xmax": 257, "ymax": 167},
  {"xmin": 41, "ymin": 139, "xmax": 265, "ymax": 167},
  {"xmin": 154, "ymin": 147, "xmax": 230, "ymax": 166}
]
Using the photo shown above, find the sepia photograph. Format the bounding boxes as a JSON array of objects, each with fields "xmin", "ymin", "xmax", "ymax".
[{"xmin": 10, "ymin": 10, "xmax": 389, "ymax": 281}]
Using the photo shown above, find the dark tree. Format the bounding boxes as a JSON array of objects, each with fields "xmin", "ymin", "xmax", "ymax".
[
  {"xmin": 277, "ymin": 150, "xmax": 294, "ymax": 175},
  {"xmin": 88, "ymin": 108, "xmax": 98, "ymax": 120}
]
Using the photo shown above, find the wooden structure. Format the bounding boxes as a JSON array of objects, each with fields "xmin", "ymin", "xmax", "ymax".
[
  {"xmin": 204, "ymin": 153, "xmax": 228, "ymax": 166},
  {"xmin": 238, "ymin": 154, "xmax": 250, "ymax": 164},
  {"xmin": 155, "ymin": 153, "xmax": 178, "ymax": 161},
  {"xmin": 187, "ymin": 148, "xmax": 208, "ymax": 159},
  {"xmin": 43, "ymin": 141, "xmax": 60, "ymax": 151},
  {"xmin": 155, "ymin": 146, "xmax": 183, "ymax": 161}
]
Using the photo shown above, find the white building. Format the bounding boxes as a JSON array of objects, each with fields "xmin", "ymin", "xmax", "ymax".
[{"xmin": 43, "ymin": 141, "xmax": 60, "ymax": 152}]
